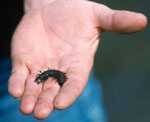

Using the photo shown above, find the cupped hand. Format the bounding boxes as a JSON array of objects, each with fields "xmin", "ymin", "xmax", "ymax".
[{"xmin": 8, "ymin": 0, "xmax": 147, "ymax": 120}]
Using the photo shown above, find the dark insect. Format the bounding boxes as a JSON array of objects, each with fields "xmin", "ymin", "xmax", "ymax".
[{"xmin": 35, "ymin": 69, "xmax": 67, "ymax": 87}]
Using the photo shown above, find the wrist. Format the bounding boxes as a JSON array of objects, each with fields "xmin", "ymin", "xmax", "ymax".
[{"xmin": 24, "ymin": 0, "xmax": 56, "ymax": 13}]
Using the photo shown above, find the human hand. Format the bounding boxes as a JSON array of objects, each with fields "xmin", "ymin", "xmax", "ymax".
[{"xmin": 8, "ymin": 0, "xmax": 147, "ymax": 120}]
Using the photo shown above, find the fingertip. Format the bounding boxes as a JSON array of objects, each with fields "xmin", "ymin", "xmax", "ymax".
[
  {"xmin": 8, "ymin": 87, "xmax": 23, "ymax": 98},
  {"xmin": 20, "ymin": 96, "xmax": 35, "ymax": 115},
  {"xmin": 54, "ymin": 96, "xmax": 67, "ymax": 110},
  {"xmin": 33, "ymin": 102, "xmax": 53, "ymax": 120},
  {"xmin": 8, "ymin": 76, "xmax": 24, "ymax": 98},
  {"xmin": 20, "ymin": 102, "xmax": 33, "ymax": 115},
  {"xmin": 112, "ymin": 11, "xmax": 147, "ymax": 33},
  {"xmin": 136, "ymin": 13, "xmax": 147, "ymax": 30},
  {"xmin": 54, "ymin": 92, "xmax": 76, "ymax": 110}
]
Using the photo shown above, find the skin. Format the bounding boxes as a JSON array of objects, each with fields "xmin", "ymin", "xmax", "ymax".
[{"xmin": 8, "ymin": 0, "xmax": 147, "ymax": 120}]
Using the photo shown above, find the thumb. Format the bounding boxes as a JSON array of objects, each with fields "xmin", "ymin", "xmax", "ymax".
[{"xmin": 92, "ymin": 3, "xmax": 147, "ymax": 33}]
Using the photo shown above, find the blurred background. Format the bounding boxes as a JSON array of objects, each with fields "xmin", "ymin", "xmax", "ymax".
[
  {"xmin": 1, "ymin": 0, "xmax": 150, "ymax": 122},
  {"xmin": 93, "ymin": 0, "xmax": 150, "ymax": 122},
  {"xmin": 0, "ymin": 1, "xmax": 23, "ymax": 59}
]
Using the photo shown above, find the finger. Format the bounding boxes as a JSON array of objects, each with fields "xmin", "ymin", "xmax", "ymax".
[
  {"xmin": 20, "ymin": 72, "xmax": 42, "ymax": 115},
  {"xmin": 8, "ymin": 59, "xmax": 29, "ymax": 98},
  {"xmin": 92, "ymin": 3, "xmax": 147, "ymax": 33},
  {"xmin": 54, "ymin": 63, "xmax": 92, "ymax": 110},
  {"xmin": 33, "ymin": 79, "xmax": 60, "ymax": 120}
]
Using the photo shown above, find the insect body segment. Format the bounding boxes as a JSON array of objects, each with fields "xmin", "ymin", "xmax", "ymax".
[{"xmin": 35, "ymin": 69, "xmax": 67, "ymax": 87}]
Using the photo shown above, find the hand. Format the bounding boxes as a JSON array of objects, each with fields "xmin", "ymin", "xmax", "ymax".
[{"xmin": 8, "ymin": 0, "xmax": 147, "ymax": 120}]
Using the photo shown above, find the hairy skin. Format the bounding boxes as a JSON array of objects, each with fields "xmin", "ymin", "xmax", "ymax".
[{"xmin": 8, "ymin": 0, "xmax": 147, "ymax": 120}]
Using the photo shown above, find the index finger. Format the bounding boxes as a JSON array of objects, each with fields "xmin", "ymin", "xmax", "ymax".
[{"xmin": 54, "ymin": 58, "xmax": 93, "ymax": 110}]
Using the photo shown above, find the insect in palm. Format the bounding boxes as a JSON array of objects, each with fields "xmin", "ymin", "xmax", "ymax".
[{"xmin": 35, "ymin": 69, "xmax": 67, "ymax": 87}]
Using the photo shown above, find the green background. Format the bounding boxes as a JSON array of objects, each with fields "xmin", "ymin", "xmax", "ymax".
[{"xmin": 92, "ymin": 0, "xmax": 150, "ymax": 122}]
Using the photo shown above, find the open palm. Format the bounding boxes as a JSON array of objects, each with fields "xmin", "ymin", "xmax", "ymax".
[{"xmin": 8, "ymin": 0, "xmax": 147, "ymax": 120}]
